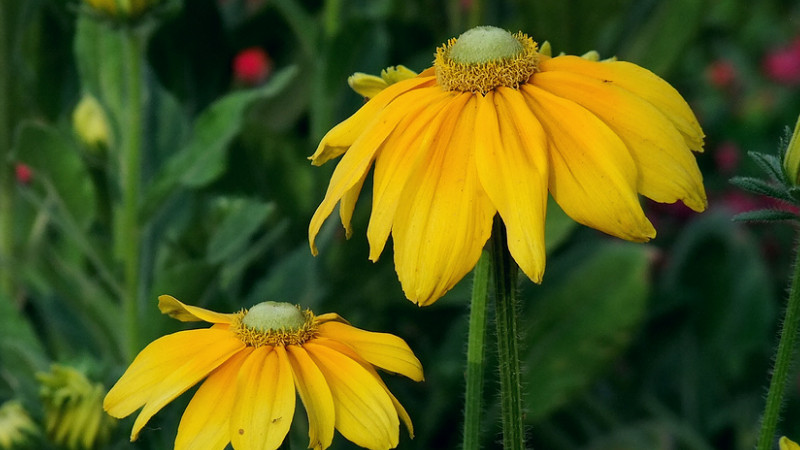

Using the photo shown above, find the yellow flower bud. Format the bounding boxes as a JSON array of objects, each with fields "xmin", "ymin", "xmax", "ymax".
[
  {"xmin": 783, "ymin": 113, "xmax": 800, "ymax": 185},
  {"xmin": 348, "ymin": 65, "xmax": 418, "ymax": 99},
  {"xmin": 780, "ymin": 436, "xmax": 800, "ymax": 450},
  {"xmin": 72, "ymin": 94, "xmax": 112, "ymax": 151}
]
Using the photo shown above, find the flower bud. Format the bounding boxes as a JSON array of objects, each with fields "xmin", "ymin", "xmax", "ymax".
[
  {"xmin": 783, "ymin": 113, "xmax": 800, "ymax": 185},
  {"xmin": 82, "ymin": 0, "xmax": 160, "ymax": 20},
  {"xmin": 348, "ymin": 65, "xmax": 418, "ymax": 99},
  {"xmin": 15, "ymin": 163, "xmax": 32, "ymax": 185},
  {"xmin": 72, "ymin": 94, "xmax": 112, "ymax": 151},
  {"xmin": 233, "ymin": 47, "xmax": 273, "ymax": 86}
]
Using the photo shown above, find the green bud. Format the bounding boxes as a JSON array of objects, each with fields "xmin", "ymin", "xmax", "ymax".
[
  {"xmin": 242, "ymin": 302, "xmax": 306, "ymax": 331},
  {"xmin": 72, "ymin": 94, "xmax": 113, "ymax": 151},
  {"xmin": 783, "ymin": 113, "xmax": 800, "ymax": 185},
  {"xmin": 449, "ymin": 26, "xmax": 523, "ymax": 64}
]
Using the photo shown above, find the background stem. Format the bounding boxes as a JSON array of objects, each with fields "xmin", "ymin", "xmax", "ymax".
[
  {"xmin": 491, "ymin": 218, "xmax": 526, "ymax": 450},
  {"xmin": 756, "ymin": 244, "xmax": 800, "ymax": 450},
  {"xmin": 463, "ymin": 250, "xmax": 490, "ymax": 450},
  {"xmin": 0, "ymin": 0, "xmax": 15, "ymax": 303}
]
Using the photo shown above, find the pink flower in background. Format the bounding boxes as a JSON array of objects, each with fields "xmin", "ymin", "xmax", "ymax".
[
  {"xmin": 714, "ymin": 141, "xmax": 740, "ymax": 174},
  {"xmin": 707, "ymin": 59, "xmax": 737, "ymax": 89},
  {"xmin": 15, "ymin": 164, "xmax": 32, "ymax": 185},
  {"xmin": 763, "ymin": 38, "xmax": 800, "ymax": 85},
  {"xmin": 233, "ymin": 47, "xmax": 272, "ymax": 86}
]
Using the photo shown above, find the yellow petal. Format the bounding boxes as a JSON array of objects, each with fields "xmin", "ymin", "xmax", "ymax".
[
  {"xmin": 475, "ymin": 89, "xmax": 548, "ymax": 283},
  {"xmin": 286, "ymin": 345, "xmax": 335, "ymax": 450},
  {"xmin": 317, "ymin": 321, "xmax": 423, "ymax": 381},
  {"xmin": 158, "ymin": 295, "xmax": 238, "ymax": 324},
  {"xmin": 532, "ymin": 70, "xmax": 707, "ymax": 211},
  {"xmin": 339, "ymin": 169, "xmax": 368, "ymax": 240},
  {"xmin": 367, "ymin": 90, "xmax": 458, "ymax": 260},
  {"xmin": 540, "ymin": 56, "xmax": 704, "ymax": 152},
  {"xmin": 230, "ymin": 346, "xmax": 296, "ymax": 450},
  {"xmin": 175, "ymin": 348, "xmax": 253, "ymax": 450},
  {"xmin": 309, "ymin": 86, "xmax": 445, "ymax": 256},
  {"xmin": 104, "ymin": 329, "xmax": 242, "ymax": 419},
  {"xmin": 315, "ymin": 312, "xmax": 348, "ymax": 325},
  {"xmin": 305, "ymin": 341, "xmax": 399, "ymax": 450},
  {"xmin": 780, "ymin": 436, "xmax": 800, "ymax": 450},
  {"xmin": 310, "ymin": 76, "xmax": 437, "ymax": 166},
  {"xmin": 391, "ymin": 93, "xmax": 496, "ymax": 305},
  {"xmin": 521, "ymin": 83, "xmax": 656, "ymax": 242},
  {"xmin": 348, "ymin": 73, "xmax": 389, "ymax": 99}
]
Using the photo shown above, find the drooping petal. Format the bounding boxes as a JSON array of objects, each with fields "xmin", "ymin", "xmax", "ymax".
[
  {"xmin": 175, "ymin": 348, "xmax": 253, "ymax": 450},
  {"xmin": 310, "ymin": 76, "xmax": 437, "ymax": 165},
  {"xmin": 475, "ymin": 88, "xmax": 549, "ymax": 283},
  {"xmin": 104, "ymin": 329, "xmax": 243, "ymax": 421},
  {"xmin": 340, "ymin": 170, "xmax": 369, "ymax": 239},
  {"xmin": 314, "ymin": 313, "xmax": 348, "ymax": 325},
  {"xmin": 540, "ymin": 56, "xmax": 704, "ymax": 152},
  {"xmin": 304, "ymin": 341, "xmax": 399, "ymax": 450},
  {"xmin": 532, "ymin": 70, "xmax": 707, "ymax": 211},
  {"xmin": 367, "ymin": 90, "xmax": 460, "ymax": 260},
  {"xmin": 309, "ymin": 86, "xmax": 447, "ymax": 256},
  {"xmin": 230, "ymin": 346, "xmax": 296, "ymax": 450},
  {"xmin": 158, "ymin": 295, "xmax": 238, "ymax": 324},
  {"xmin": 286, "ymin": 345, "xmax": 335, "ymax": 450},
  {"xmin": 521, "ymin": 83, "xmax": 656, "ymax": 242},
  {"xmin": 317, "ymin": 321, "xmax": 423, "ymax": 381},
  {"xmin": 107, "ymin": 329, "xmax": 245, "ymax": 441},
  {"xmin": 391, "ymin": 93, "xmax": 496, "ymax": 305}
]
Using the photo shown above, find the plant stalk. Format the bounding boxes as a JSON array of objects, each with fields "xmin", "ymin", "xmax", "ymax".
[
  {"xmin": 756, "ymin": 243, "xmax": 800, "ymax": 450},
  {"xmin": 491, "ymin": 218, "xmax": 526, "ymax": 450},
  {"xmin": 0, "ymin": 0, "xmax": 15, "ymax": 302},
  {"xmin": 463, "ymin": 250, "xmax": 490, "ymax": 450}
]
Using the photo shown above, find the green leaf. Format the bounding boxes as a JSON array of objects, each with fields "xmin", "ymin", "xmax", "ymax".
[
  {"xmin": 729, "ymin": 176, "xmax": 793, "ymax": 203},
  {"xmin": 732, "ymin": 209, "xmax": 798, "ymax": 223},
  {"xmin": 748, "ymin": 151, "xmax": 786, "ymax": 183},
  {"xmin": 524, "ymin": 242, "xmax": 650, "ymax": 421},
  {"xmin": 0, "ymin": 293, "xmax": 48, "ymax": 398},
  {"xmin": 14, "ymin": 122, "xmax": 97, "ymax": 229},
  {"xmin": 206, "ymin": 199, "xmax": 275, "ymax": 265}
]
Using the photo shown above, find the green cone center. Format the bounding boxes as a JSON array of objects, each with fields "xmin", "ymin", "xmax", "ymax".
[
  {"xmin": 449, "ymin": 26, "xmax": 524, "ymax": 64},
  {"xmin": 242, "ymin": 302, "xmax": 305, "ymax": 331}
]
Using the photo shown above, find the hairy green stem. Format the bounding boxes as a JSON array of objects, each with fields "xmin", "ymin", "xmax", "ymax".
[
  {"xmin": 756, "ymin": 244, "xmax": 800, "ymax": 450},
  {"xmin": 120, "ymin": 27, "xmax": 144, "ymax": 361},
  {"xmin": 491, "ymin": 218, "xmax": 526, "ymax": 450},
  {"xmin": 463, "ymin": 250, "xmax": 490, "ymax": 450},
  {"xmin": 0, "ymin": 0, "xmax": 15, "ymax": 302}
]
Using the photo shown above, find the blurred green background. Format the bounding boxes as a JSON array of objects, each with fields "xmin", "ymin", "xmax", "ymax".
[{"xmin": 3, "ymin": 0, "xmax": 800, "ymax": 448}]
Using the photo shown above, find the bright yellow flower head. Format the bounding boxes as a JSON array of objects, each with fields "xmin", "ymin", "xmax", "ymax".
[
  {"xmin": 309, "ymin": 25, "xmax": 706, "ymax": 306},
  {"xmin": 781, "ymin": 436, "xmax": 800, "ymax": 450},
  {"xmin": 104, "ymin": 295, "xmax": 423, "ymax": 450}
]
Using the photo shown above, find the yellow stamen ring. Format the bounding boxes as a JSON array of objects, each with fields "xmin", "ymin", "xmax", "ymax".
[
  {"xmin": 435, "ymin": 30, "xmax": 539, "ymax": 94},
  {"xmin": 232, "ymin": 306, "xmax": 319, "ymax": 347}
]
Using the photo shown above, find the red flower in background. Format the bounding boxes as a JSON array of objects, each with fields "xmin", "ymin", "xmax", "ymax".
[
  {"xmin": 707, "ymin": 60, "xmax": 737, "ymax": 89},
  {"xmin": 714, "ymin": 141, "xmax": 740, "ymax": 175},
  {"xmin": 15, "ymin": 163, "xmax": 32, "ymax": 185},
  {"xmin": 763, "ymin": 38, "xmax": 800, "ymax": 85},
  {"xmin": 233, "ymin": 47, "xmax": 272, "ymax": 86}
]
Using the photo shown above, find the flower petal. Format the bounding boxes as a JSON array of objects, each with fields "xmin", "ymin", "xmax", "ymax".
[
  {"xmin": 521, "ymin": 83, "xmax": 656, "ymax": 242},
  {"xmin": 532, "ymin": 70, "xmax": 707, "ymax": 211},
  {"xmin": 317, "ymin": 321, "xmax": 423, "ymax": 381},
  {"xmin": 475, "ymin": 89, "xmax": 548, "ymax": 283},
  {"xmin": 231, "ymin": 346, "xmax": 296, "ymax": 450},
  {"xmin": 105, "ymin": 329, "xmax": 245, "ymax": 441},
  {"xmin": 391, "ymin": 93, "xmax": 496, "ymax": 305},
  {"xmin": 540, "ymin": 56, "xmax": 704, "ymax": 152},
  {"xmin": 158, "ymin": 295, "xmax": 238, "ymax": 324},
  {"xmin": 286, "ymin": 345, "xmax": 335, "ymax": 450},
  {"xmin": 367, "ymin": 90, "xmax": 459, "ymax": 260},
  {"xmin": 304, "ymin": 341, "xmax": 399, "ymax": 449},
  {"xmin": 339, "ymin": 169, "xmax": 368, "ymax": 240},
  {"xmin": 175, "ymin": 348, "xmax": 253, "ymax": 450},
  {"xmin": 310, "ymin": 76, "xmax": 437, "ymax": 166},
  {"xmin": 309, "ymin": 86, "xmax": 446, "ymax": 256}
]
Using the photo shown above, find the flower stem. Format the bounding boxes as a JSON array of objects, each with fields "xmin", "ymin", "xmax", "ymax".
[
  {"xmin": 0, "ymin": 0, "xmax": 15, "ymax": 303},
  {"xmin": 463, "ymin": 250, "xmax": 490, "ymax": 450},
  {"xmin": 756, "ymin": 244, "xmax": 800, "ymax": 450},
  {"xmin": 491, "ymin": 218, "xmax": 526, "ymax": 450},
  {"xmin": 120, "ymin": 27, "xmax": 144, "ymax": 361}
]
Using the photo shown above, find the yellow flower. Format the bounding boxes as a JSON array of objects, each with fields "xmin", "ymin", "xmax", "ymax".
[
  {"xmin": 309, "ymin": 26, "xmax": 706, "ymax": 306},
  {"xmin": 782, "ymin": 437, "xmax": 800, "ymax": 450},
  {"xmin": 72, "ymin": 94, "xmax": 113, "ymax": 151},
  {"xmin": 348, "ymin": 66, "xmax": 418, "ymax": 99},
  {"xmin": 104, "ymin": 296, "xmax": 423, "ymax": 450}
]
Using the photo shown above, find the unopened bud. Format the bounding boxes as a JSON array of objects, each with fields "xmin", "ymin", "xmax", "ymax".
[
  {"xmin": 73, "ymin": 94, "xmax": 112, "ymax": 151},
  {"xmin": 783, "ymin": 113, "xmax": 800, "ymax": 184}
]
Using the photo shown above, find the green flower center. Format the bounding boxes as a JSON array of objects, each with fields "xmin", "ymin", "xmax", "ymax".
[
  {"xmin": 449, "ymin": 26, "xmax": 524, "ymax": 64},
  {"xmin": 234, "ymin": 302, "xmax": 317, "ymax": 347}
]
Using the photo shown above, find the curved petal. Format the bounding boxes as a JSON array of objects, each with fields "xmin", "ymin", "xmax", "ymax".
[
  {"xmin": 540, "ymin": 56, "xmax": 704, "ymax": 152},
  {"xmin": 108, "ymin": 329, "xmax": 245, "ymax": 441},
  {"xmin": 310, "ymin": 76, "xmax": 437, "ymax": 165},
  {"xmin": 286, "ymin": 345, "xmax": 335, "ymax": 450},
  {"xmin": 531, "ymin": 71, "xmax": 707, "ymax": 211},
  {"xmin": 309, "ymin": 86, "xmax": 446, "ymax": 256},
  {"xmin": 521, "ymin": 83, "xmax": 656, "ymax": 242},
  {"xmin": 157, "ymin": 295, "xmax": 238, "ymax": 324},
  {"xmin": 317, "ymin": 321, "xmax": 423, "ymax": 381},
  {"xmin": 391, "ymin": 93, "xmax": 496, "ymax": 305},
  {"xmin": 340, "ymin": 169, "xmax": 369, "ymax": 239},
  {"xmin": 175, "ymin": 348, "xmax": 253, "ymax": 450},
  {"xmin": 230, "ymin": 346, "xmax": 296, "ymax": 450},
  {"xmin": 367, "ymin": 91, "xmax": 460, "ymax": 260},
  {"xmin": 314, "ymin": 313, "xmax": 348, "ymax": 325},
  {"xmin": 304, "ymin": 341, "xmax": 399, "ymax": 449},
  {"xmin": 104, "ymin": 329, "xmax": 243, "ymax": 420},
  {"xmin": 475, "ymin": 89, "xmax": 548, "ymax": 283}
]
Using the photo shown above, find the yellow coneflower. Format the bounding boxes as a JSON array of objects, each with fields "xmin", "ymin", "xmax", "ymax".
[
  {"xmin": 309, "ymin": 25, "xmax": 706, "ymax": 306},
  {"xmin": 104, "ymin": 295, "xmax": 423, "ymax": 450},
  {"xmin": 782, "ymin": 437, "xmax": 800, "ymax": 450}
]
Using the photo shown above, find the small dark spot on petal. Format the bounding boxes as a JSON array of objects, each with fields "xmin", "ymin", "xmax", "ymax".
[
  {"xmin": 602, "ymin": 79, "xmax": 612, "ymax": 83},
  {"xmin": 272, "ymin": 417, "xmax": 282, "ymax": 424},
  {"xmin": 238, "ymin": 429, "xmax": 245, "ymax": 435}
]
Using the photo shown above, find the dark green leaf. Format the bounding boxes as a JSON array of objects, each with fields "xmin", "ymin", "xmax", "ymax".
[
  {"xmin": 747, "ymin": 151, "xmax": 786, "ymax": 183},
  {"xmin": 206, "ymin": 199, "xmax": 275, "ymax": 265},
  {"xmin": 729, "ymin": 176, "xmax": 793, "ymax": 203},
  {"xmin": 732, "ymin": 209, "xmax": 798, "ymax": 223}
]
